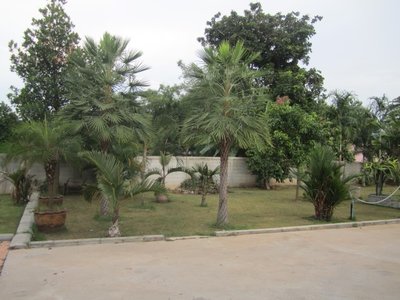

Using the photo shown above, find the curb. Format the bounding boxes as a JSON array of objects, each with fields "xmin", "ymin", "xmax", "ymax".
[
  {"xmin": 9, "ymin": 192, "xmax": 39, "ymax": 250},
  {"xmin": 29, "ymin": 235, "xmax": 165, "ymax": 249},
  {"xmin": 215, "ymin": 218, "xmax": 400, "ymax": 237},
  {"xmin": 0, "ymin": 234, "xmax": 14, "ymax": 241}
]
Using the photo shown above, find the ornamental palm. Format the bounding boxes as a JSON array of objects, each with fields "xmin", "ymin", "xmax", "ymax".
[
  {"xmin": 80, "ymin": 151, "xmax": 164, "ymax": 237},
  {"xmin": 182, "ymin": 41, "xmax": 270, "ymax": 226},
  {"xmin": 5, "ymin": 118, "xmax": 80, "ymax": 196},
  {"xmin": 63, "ymin": 32, "xmax": 151, "ymax": 153},
  {"xmin": 184, "ymin": 163, "xmax": 220, "ymax": 207}
]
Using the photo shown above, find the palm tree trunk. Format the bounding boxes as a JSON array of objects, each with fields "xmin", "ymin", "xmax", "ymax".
[
  {"xmin": 200, "ymin": 189, "xmax": 207, "ymax": 207},
  {"xmin": 108, "ymin": 205, "xmax": 120, "ymax": 237},
  {"xmin": 100, "ymin": 195, "xmax": 110, "ymax": 216},
  {"xmin": 216, "ymin": 143, "xmax": 229, "ymax": 226},
  {"xmin": 44, "ymin": 160, "xmax": 57, "ymax": 197}
]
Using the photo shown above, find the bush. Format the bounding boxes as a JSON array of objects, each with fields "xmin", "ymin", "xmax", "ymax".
[{"xmin": 300, "ymin": 145, "xmax": 356, "ymax": 221}]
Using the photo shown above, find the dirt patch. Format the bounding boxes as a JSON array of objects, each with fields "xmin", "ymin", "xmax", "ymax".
[{"xmin": 0, "ymin": 241, "xmax": 10, "ymax": 275}]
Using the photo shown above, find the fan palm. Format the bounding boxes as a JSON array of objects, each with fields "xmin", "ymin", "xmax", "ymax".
[
  {"xmin": 182, "ymin": 41, "xmax": 270, "ymax": 226},
  {"xmin": 63, "ymin": 32, "xmax": 151, "ymax": 153}
]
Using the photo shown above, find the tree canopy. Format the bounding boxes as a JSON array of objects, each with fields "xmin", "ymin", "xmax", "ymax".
[
  {"xmin": 8, "ymin": 0, "xmax": 79, "ymax": 120},
  {"xmin": 198, "ymin": 2, "xmax": 324, "ymax": 110}
]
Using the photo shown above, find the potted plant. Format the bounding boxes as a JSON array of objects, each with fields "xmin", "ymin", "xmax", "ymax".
[
  {"xmin": 5, "ymin": 118, "xmax": 80, "ymax": 231},
  {"xmin": 363, "ymin": 157, "xmax": 398, "ymax": 201}
]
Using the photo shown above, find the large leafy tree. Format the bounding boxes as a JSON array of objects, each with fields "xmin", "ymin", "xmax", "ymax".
[
  {"xmin": 9, "ymin": 0, "xmax": 79, "ymax": 120},
  {"xmin": 246, "ymin": 99, "xmax": 324, "ymax": 190},
  {"xmin": 182, "ymin": 41, "xmax": 270, "ymax": 226},
  {"xmin": 0, "ymin": 102, "xmax": 18, "ymax": 145},
  {"xmin": 198, "ymin": 2, "xmax": 324, "ymax": 110},
  {"xmin": 63, "ymin": 32, "xmax": 150, "ymax": 153}
]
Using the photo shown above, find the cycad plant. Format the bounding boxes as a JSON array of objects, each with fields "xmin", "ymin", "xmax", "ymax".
[
  {"xmin": 80, "ymin": 151, "xmax": 164, "ymax": 237},
  {"xmin": 300, "ymin": 145, "xmax": 355, "ymax": 221}
]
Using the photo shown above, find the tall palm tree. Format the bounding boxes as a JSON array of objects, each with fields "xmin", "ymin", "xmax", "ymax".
[
  {"xmin": 63, "ymin": 32, "xmax": 151, "ymax": 153},
  {"xmin": 182, "ymin": 41, "xmax": 270, "ymax": 226},
  {"xmin": 80, "ymin": 151, "xmax": 164, "ymax": 237}
]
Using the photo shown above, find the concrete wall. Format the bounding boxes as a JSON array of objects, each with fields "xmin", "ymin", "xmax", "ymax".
[{"xmin": 0, "ymin": 154, "xmax": 363, "ymax": 193}]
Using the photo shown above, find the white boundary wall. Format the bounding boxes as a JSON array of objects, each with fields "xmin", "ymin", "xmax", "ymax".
[{"xmin": 0, "ymin": 154, "xmax": 362, "ymax": 193}]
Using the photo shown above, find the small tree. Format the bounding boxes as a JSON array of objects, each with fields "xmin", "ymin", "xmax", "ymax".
[
  {"xmin": 81, "ymin": 151, "xmax": 164, "ymax": 237},
  {"xmin": 145, "ymin": 152, "xmax": 182, "ymax": 187},
  {"xmin": 300, "ymin": 145, "xmax": 355, "ymax": 221},
  {"xmin": 184, "ymin": 163, "xmax": 220, "ymax": 207},
  {"xmin": 363, "ymin": 158, "xmax": 398, "ymax": 196}
]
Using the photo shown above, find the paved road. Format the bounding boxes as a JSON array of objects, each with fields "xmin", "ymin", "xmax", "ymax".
[{"xmin": 1, "ymin": 224, "xmax": 400, "ymax": 300}]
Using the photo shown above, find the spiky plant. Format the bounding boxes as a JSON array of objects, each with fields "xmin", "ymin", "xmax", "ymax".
[{"xmin": 300, "ymin": 145, "xmax": 356, "ymax": 221}]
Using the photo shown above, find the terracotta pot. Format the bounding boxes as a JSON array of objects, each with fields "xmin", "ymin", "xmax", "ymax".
[
  {"xmin": 39, "ymin": 195, "xmax": 64, "ymax": 206},
  {"xmin": 34, "ymin": 210, "xmax": 67, "ymax": 232}
]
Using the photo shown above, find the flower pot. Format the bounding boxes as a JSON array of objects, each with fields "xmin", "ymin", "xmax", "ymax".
[
  {"xmin": 34, "ymin": 210, "xmax": 67, "ymax": 232},
  {"xmin": 39, "ymin": 195, "xmax": 64, "ymax": 206}
]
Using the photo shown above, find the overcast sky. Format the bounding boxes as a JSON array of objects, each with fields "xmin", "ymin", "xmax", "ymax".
[{"xmin": 1, "ymin": 0, "xmax": 399, "ymax": 108}]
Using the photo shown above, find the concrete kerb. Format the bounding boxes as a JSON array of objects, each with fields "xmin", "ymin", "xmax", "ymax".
[
  {"xmin": 0, "ymin": 234, "xmax": 14, "ymax": 241},
  {"xmin": 9, "ymin": 192, "xmax": 39, "ymax": 250},
  {"xmin": 215, "ymin": 218, "xmax": 400, "ymax": 237}
]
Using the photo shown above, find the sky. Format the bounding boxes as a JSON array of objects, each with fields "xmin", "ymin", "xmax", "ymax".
[{"xmin": 1, "ymin": 0, "xmax": 399, "ymax": 108}]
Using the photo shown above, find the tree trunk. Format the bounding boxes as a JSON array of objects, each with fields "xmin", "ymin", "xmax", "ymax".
[
  {"xmin": 200, "ymin": 190, "xmax": 207, "ymax": 207},
  {"xmin": 108, "ymin": 205, "xmax": 120, "ymax": 237},
  {"xmin": 100, "ymin": 194, "xmax": 110, "ymax": 216},
  {"xmin": 216, "ymin": 143, "xmax": 230, "ymax": 226},
  {"xmin": 44, "ymin": 160, "xmax": 57, "ymax": 197},
  {"xmin": 295, "ymin": 178, "xmax": 300, "ymax": 201}
]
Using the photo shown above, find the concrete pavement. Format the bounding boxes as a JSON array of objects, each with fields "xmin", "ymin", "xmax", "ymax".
[{"xmin": 1, "ymin": 224, "xmax": 400, "ymax": 299}]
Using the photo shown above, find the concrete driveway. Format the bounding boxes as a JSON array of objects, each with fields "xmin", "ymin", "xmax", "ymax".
[{"xmin": 1, "ymin": 224, "xmax": 400, "ymax": 300}]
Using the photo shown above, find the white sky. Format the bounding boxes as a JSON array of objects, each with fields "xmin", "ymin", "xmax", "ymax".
[{"xmin": 1, "ymin": 0, "xmax": 399, "ymax": 108}]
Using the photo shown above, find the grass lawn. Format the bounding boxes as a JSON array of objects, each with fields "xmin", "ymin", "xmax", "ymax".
[
  {"xmin": 0, "ymin": 194, "xmax": 25, "ymax": 234},
  {"xmin": 41, "ymin": 185, "xmax": 400, "ymax": 240}
]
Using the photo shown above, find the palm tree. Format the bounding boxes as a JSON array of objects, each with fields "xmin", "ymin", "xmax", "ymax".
[
  {"xmin": 185, "ymin": 163, "xmax": 220, "ymax": 207},
  {"xmin": 300, "ymin": 145, "xmax": 356, "ymax": 221},
  {"xmin": 80, "ymin": 151, "xmax": 164, "ymax": 237},
  {"xmin": 6, "ymin": 118, "xmax": 80, "ymax": 197},
  {"xmin": 63, "ymin": 32, "xmax": 151, "ymax": 153},
  {"xmin": 182, "ymin": 41, "xmax": 270, "ymax": 226}
]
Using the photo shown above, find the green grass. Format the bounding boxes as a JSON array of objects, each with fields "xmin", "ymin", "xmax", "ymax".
[
  {"xmin": 42, "ymin": 185, "xmax": 400, "ymax": 240},
  {"xmin": 0, "ymin": 194, "xmax": 25, "ymax": 233}
]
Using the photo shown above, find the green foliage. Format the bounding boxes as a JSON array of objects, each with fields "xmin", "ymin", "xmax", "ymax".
[
  {"xmin": 80, "ymin": 151, "xmax": 165, "ymax": 236},
  {"xmin": 325, "ymin": 90, "xmax": 363, "ymax": 161},
  {"xmin": 246, "ymin": 101, "xmax": 323, "ymax": 187},
  {"xmin": 182, "ymin": 163, "xmax": 220, "ymax": 206},
  {"xmin": 4, "ymin": 118, "xmax": 81, "ymax": 196},
  {"xmin": 145, "ymin": 151, "xmax": 183, "ymax": 187},
  {"xmin": 198, "ymin": 2, "xmax": 324, "ymax": 109},
  {"xmin": 0, "ymin": 169, "xmax": 34, "ymax": 205},
  {"xmin": 8, "ymin": 0, "xmax": 79, "ymax": 120},
  {"xmin": 363, "ymin": 158, "xmax": 399, "ymax": 196},
  {"xmin": 182, "ymin": 40, "xmax": 270, "ymax": 226},
  {"xmin": 0, "ymin": 102, "xmax": 18, "ymax": 144},
  {"xmin": 63, "ymin": 32, "xmax": 150, "ymax": 153},
  {"xmin": 142, "ymin": 85, "xmax": 186, "ymax": 155},
  {"xmin": 300, "ymin": 145, "xmax": 355, "ymax": 221}
]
